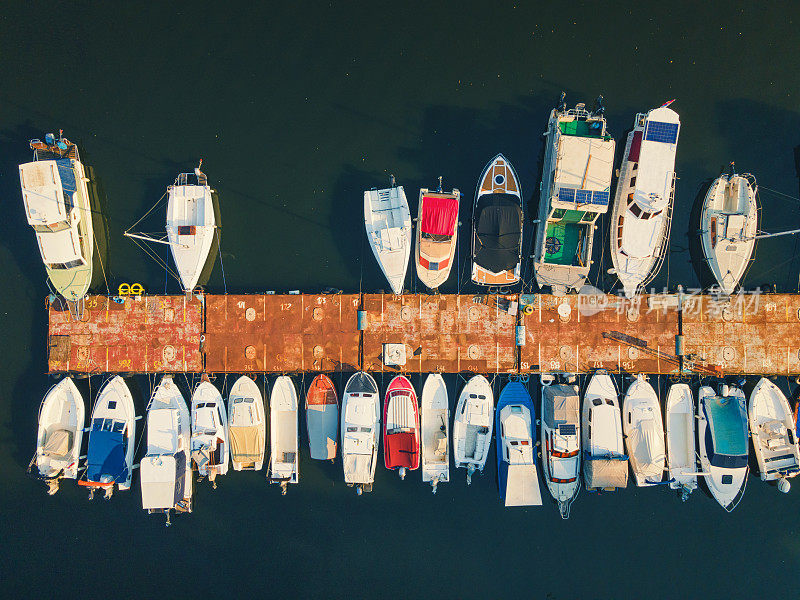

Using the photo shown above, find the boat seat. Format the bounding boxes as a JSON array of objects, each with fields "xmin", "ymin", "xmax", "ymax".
[
  {"xmin": 725, "ymin": 214, "xmax": 746, "ymax": 239},
  {"xmin": 434, "ymin": 431, "xmax": 447, "ymax": 457}
]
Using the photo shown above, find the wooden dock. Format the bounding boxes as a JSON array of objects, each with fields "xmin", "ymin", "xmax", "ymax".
[{"xmin": 46, "ymin": 291, "xmax": 800, "ymax": 376}]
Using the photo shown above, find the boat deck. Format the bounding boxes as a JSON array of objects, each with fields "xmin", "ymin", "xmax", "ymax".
[{"xmin": 46, "ymin": 292, "xmax": 800, "ymax": 376}]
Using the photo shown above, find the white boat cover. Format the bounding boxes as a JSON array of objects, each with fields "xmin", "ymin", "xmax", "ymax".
[
  {"xmin": 343, "ymin": 454, "xmax": 372, "ymax": 483},
  {"xmin": 43, "ymin": 428, "xmax": 73, "ymax": 459},
  {"xmin": 140, "ymin": 455, "xmax": 179, "ymax": 510},
  {"xmin": 505, "ymin": 463, "xmax": 543, "ymax": 507},
  {"xmin": 542, "ymin": 385, "xmax": 579, "ymax": 428}
]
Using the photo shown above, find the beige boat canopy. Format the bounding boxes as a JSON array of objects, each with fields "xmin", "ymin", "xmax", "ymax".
[
  {"xmin": 585, "ymin": 458, "xmax": 628, "ymax": 490},
  {"xmin": 43, "ymin": 428, "xmax": 74, "ymax": 460},
  {"xmin": 230, "ymin": 425, "xmax": 264, "ymax": 463},
  {"xmin": 542, "ymin": 385, "xmax": 579, "ymax": 429}
]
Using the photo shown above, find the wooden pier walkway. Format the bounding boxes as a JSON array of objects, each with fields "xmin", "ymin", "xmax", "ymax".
[{"xmin": 46, "ymin": 292, "xmax": 800, "ymax": 376}]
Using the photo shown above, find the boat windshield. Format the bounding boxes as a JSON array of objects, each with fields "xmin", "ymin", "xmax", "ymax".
[
  {"xmin": 474, "ymin": 194, "xmax": 522, "ymax": 271},
  {"xmin": 704, "ymin": 396, "xmax": 748, "ymax": 468}
]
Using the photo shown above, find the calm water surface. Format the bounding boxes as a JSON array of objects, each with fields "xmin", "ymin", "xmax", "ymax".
[{"xmin": 2, "ymin": 3, "xmax": 800, "ymax": 598}]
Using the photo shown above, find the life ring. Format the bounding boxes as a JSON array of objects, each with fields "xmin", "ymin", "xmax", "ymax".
[
  {"xmin": 523, "ymin": 304, "xmax": 534, "ymax": 316},
  {"xmin": 118, "ymin": 283, "xmax": 131, "ymax": 295},
  {"xmin": 130, "ymin": 283, "xmax": 145, "ymax": 295}
]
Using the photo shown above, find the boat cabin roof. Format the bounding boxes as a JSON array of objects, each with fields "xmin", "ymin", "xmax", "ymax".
[
  {"xmin": 146, "ymin": 407, "xmax": 179, "ymax": 455},
  {"xmin": 140, "ymin": 454, "xmax": 185, "ymax": 510},
  {"xmin": 629, "ymin": 106, "xmax": 680, "ymax": 213},
  {"xmin": 19, "ymin": 159, "xmax": 76, "ymax": 226},
  {"xmin": 589, "ymin": 401, "xmax": 624, "ymax": 455},
  {"xmin": 552, "ymin": 134, "xmax": 615, "ymax": 214},
  {"xmin": 704, "ymin": 396, "xmax": 748, "ymax": 457},
  {"xmin": 543, "ymin": 384, "xmax": 579, "ymax": 428}
]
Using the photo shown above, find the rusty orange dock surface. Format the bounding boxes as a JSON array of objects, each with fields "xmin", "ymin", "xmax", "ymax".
[{"xmin": 46, "ymin": 292, "xmax": 800, "ymax": 376}]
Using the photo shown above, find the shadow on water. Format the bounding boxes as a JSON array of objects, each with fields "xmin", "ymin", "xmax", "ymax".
[{"xmin": 687, "ymin": 177, "xmax": 716, "ymax": 291}]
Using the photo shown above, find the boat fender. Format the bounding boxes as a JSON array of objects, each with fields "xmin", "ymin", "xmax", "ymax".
[
  {"xmin": 778, "ymin": 478, "xmax": 791, "ymax": 493},
  {"xmin": 357, "ymin": 310, "xmax": 367, "ymax": 331},
  {"xmin": 675, "ymin": 334, "xmax": 684, "ymax": 356}
]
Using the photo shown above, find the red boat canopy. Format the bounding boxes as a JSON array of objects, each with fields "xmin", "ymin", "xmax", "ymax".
[
  {"xmin": 628, "ymin": 131, "xmax": 643, "ymax": 163},
  {"xmin": 385, "ymin": 431, "xmax": 419, "ymax": 469},
  {"xmin": 421, "ymin": 196, "xmax": 458, "ymax": 236}
]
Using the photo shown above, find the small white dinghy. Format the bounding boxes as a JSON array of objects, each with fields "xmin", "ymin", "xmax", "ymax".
[
  {"xmin": 541, "ymin": 380, "xmax": 581, "ymax": 518},
  {"xmin": 30, "ymin": 377, "xmax": 85, "ymax": 495},
  {"xmin": 421, "ymin": 374, "xmax": 449, "ymax": 494},
  {"xmin": 748, "ymin": 378, "xmax": 800, "ymax": 490},
  {"xmin": 453, "ymin": 375, "xmax": 494, "ymax": 484},
  {"xmin": 80, "ymin": 376, "xmax": 136, "ymax": 499},
  {"xmin": 623, "ymin": 374, "xmax": 665, "ymax": 486},
  {"xmin": 228, "ymin": 375, "xmax": 266, "ymax": 471},
  {"xmin": 190, "ymin": 376, "xmax": 228, "ymax": 487},
  {"xmin": 269, "ymin": 375, "xmax": 299, "ymax": 494},
  {"xmin": 341, "ymin": 372, "xmax": 381, "ymax": 495},
  {"xmin": 666, "ymin": 383, "xmax": 697, "ymax": 500},
  {"xmin": 582, "ymin": 371, "xmax": 628, "ymax": 491},
  {"xmin": 700, "ymin": 167, "xmax": 758, "ymax": 295},
  {"xmin": 167, "ymin": 162, "xmax": 216, "ymax": 293},
  {"xmin": 698, "ymin": 384, "xmax": 749, "ymax": 512},
  {"xmin": 141, "ymin": 375, "xmax": 192, "ymax": 525},
  {"xmin": 364, "ymin": 177, "xmax": 412, "ymax": 295}
]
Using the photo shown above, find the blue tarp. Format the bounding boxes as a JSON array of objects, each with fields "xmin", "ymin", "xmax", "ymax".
[
  {"xmin": 86, "ymin": 429, "xmax": 128, "ymax": 483},
  {"xmin": 55, "ymin": 158, "xmax": 77, "ymax": 196}
]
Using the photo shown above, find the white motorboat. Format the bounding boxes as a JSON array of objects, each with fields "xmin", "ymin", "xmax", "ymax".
[
  {"xmin": 582, "ymin": 370, "xmax": 628, "ymax": 491},
  {"xmin": 341, "ymin": 371, "xmax": 381, "ymax": 494},
  {"xmin": 364, "ymin": 178, "xmax": 411, "ymax": 295},
  {"xmin": 415, "ymin": 181, "xmax": 460, "ymax": 290},
  {"xmin": 190, "ymin": 377, "xmax": 229, "ymax": 486},
  {"xmin": 623, "ymin": 374, "xmax": 665, "ymax": 486},
  {"xmin": 269, "ymin": 375, "xmax": 298, "ymax": 494},
  {"xmin": 167, "ymin": 164, "xmax": 216, "ymax": 293},
  {"xmin": 453, "ymin": 375, "xmax": 494, "ymax": 484},
  {"xmin": 540, "ymin": 381, "xmax": 581, "ymax": 518},
  {"xmin": 748, "ymin": 378, "xmax": 800, "ymax": 490},
  {"xmin": 125, "ymin": 162, "xmax": 217, "ymax": 294},
  {"xmin": 610, "ymin": 103, "xmax": 680, "ymax": 297},
  {"xmin": 700, "ymin": 166, "xmax": 758, "ymax": 295},
  {"xmin": 496, "ymin": 381, "xmax": 542, "ymax": 507},
  {"xmin": 140, "ymin": 375, "xmax": 192, "ymax": 525},
  {"xmin": 30, "ymin": 377, "xmax": 85, "ymax": 495},
  {"xmin": 80, "ymin": 376, "xmax": 136, "ymax": 499},
  {"xmin": 228, "ymin": 375, "xmax": 266, "ymax": 471},
  {"xmin": 383, "ymin": 375, "xmax": 420, "ymax": 480},
  {"xmin": 471, "ymin": 154, "xmax": 523, "ymax": 286},
  {"xmin": 533, "ymin": 95, "xmax": 615, "ymax": 294},
  {"xmin": 421, "ymin": 374, "xmax": 449, "ymax": 494},
  {"xmin": 697, "ymin": 384, "xmax": 749, "ymax": 512},
  {"xmin": 666, "ymin": 383, "xmax": 697, "ymax": 500},
  {"xmin": 19, "ymin": 132, "xmax": 94, "ymax": 309}
]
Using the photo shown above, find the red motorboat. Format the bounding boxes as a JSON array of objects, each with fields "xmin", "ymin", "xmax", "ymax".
[{"xmin": 383, "ymin": 375, "xmax": 420, "ymax": 479}]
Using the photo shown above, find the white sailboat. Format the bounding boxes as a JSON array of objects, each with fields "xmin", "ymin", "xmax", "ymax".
[
  {"xmin": 341, "ymin": 371, "xmax": 381, "ymax": 494},
  {"xmin": 269, "ymin": 375, "xmax": 299, "ymax": 494},
  {"xmin": 697, "ymin": 384, "xmax": 749, "ymax": 512},
  {"xmin": 140, "ymin": 375, "xmax": 192, "ymax": 525},
  {"xmin": 748, "ymin": 378, "xmax": 800, "ymax": 490},
  {"xmin": 190, "ymin": 377, "xmax": 229, "ymax": 487},
  {"xmin": 364, "ymin": 177, "xmax": 411, "ymax": 295},
  {"xmin": 228, "ymin": 375, "xmax": 266, "ymax": 471},
  {"xmin": 700, "ymin": 166, "xmax": 758, "ymax": 295},
  {"xmin": 582, "ymin": 370, "xmax": 628, "ymax": 491},
  {"xmin": 80, "ymin": 376, "xmax": 136, "ymax": 499},
  {"xmin": 533, "ymin": 95, "xmax": 615, "ymax": 294},
  {"xmin": 665, "ymin": 383, "xmax": 697, "ymax": 500},
  {"xmin": 540, "ymin": 381, "xmax": 581, "ymax": 518},
  {"xmin": 125, "ymin": 161, "xmax": 216, "ymax": 293},
  {"xmin": 421, "ymin": 374, "xmax": 449, "ymax": 494},
  {"xmin": 623, "ymin": 374, "xmax": 665, "ymax": 486},
  {"xmin": 30, "ymin": 377, "xmax": 85, "ymax": 495},
  {"xmin": 453, "ymin": 375, "xmax": 494, "ymax": 484},
  {"xmin": 19, "ymin": 132, "xmax": 94, "ymax": 311},
  {"xmin": 610, "ymin": 103, "xmax": 679, "ymax": 297}
]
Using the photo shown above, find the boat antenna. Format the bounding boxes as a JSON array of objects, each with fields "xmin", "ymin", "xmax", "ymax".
[
  {"xmin": 594, "ymin": 95, "xmax": 605, "ymax": 115},
  {"xmin": 390, "ymin": 173, "xmax": 396, "ymax": 188},
  {"xmin": 559, "ymin": 91, "xmax": 566, "ymax": 111},
  {"xmin": 437, "ymin": 176, "xmax": 443, "ymax": 193}
]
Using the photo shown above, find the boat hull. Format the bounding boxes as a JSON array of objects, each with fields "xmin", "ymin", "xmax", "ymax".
[
  {"xmin": 415, "ymin": 189, "xmax": 460, "ymax": 290},
  {"xmin": 228, "ymin": 375, "xmax": 266, "ymax": 471},
  {"xmin": 191, "ymin": 380, "xmax": 229, "ymax": 479},
  {"xmin": 383, "ymin": 375, "xmax": 420, "ymax": 473},
  {"xmin": 167, "ymin": 176, "xmax": 216, "ymax": 293},
  {"xmin": 269, "ymin": 375, "xmax": 299, "ymax": 486},
  {"xmin": 306, "ymin": 374, "xmax": 339, "ymax": 460},
  {"xmin": 748, "ymin": 378, "xmax": 800, "ymax": 482},
  {"xmin": 341, "ymin": 372, "xmax": 380, "ymax": 491},
  {"xmin": 623, "ymin": 375, "xmax": 665, "ymax": 486},
  {"xmin": 35, "ymin": 377, "xmax": 85, "ymax": 483},
  {"xmin": 421, "ymin": 374, "xmax": 449, "ymax": 487},
  {"xmin": 364, "ymin": 185, "xmax": 412, "ymax": 295},
  {"xmin": 666, "ymin": 383, "xmax": 697, "ymax": 493},
  {"xmin": 453, "ymin": 375, "xmax": 494, "ymax": 474}
]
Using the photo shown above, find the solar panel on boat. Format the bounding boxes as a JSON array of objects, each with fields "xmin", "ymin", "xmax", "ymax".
[
  {"xmin": 559, "ymin": 424, "xmax": 576, "ymax": 436},
  {"xmin": 557, "ymin": 188, "xmax": 609, "ymax": 206},
  {"xmin": 644, "ymin": 121, "xmax": 679, "ymax": 144}
]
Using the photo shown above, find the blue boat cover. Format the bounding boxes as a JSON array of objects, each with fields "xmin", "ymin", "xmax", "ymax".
[
  {"xmin": 495, "ymin": 381, "xmax": 536, "ymax": 500},
  {"xmin": 55, "ymin": 158, "xmax": 77, "ymax": 197},
  {"xmin": 87, "ymin": 429, "xmax": 128, "ymax": 483},
  {"xmin": 703, "ymin": 396, "xmax": 748, "ymax": 468}
]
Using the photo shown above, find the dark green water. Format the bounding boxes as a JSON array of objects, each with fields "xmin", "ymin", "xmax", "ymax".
[{"xmin": 2, "ymin": 3, "xmax": 800, "ymax": 597}]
